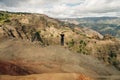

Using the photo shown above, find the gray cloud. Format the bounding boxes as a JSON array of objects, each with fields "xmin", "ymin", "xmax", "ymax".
[
  {"xmin": 0, "ymin": 0, "xmax": 120, "ymax": 18},
  {"xmin": 0, "ymin": 0, "xmax": 27, "ymax": 7}
]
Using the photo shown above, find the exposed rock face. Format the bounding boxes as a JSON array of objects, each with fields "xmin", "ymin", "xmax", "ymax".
[
  {"xmin": 0, "ymin": 11, "xmax": 120, "ymax": 80},
  {"xmin": 0, "ymin": 11, "xmax": 104, "ymax": 44},
  {"xmin": 82, "ymin": 28, "xmax": 103, "ymax": 39},
  {"xmin": 0, "ymin": 61, "xmax": 32, "ymax": 75}
]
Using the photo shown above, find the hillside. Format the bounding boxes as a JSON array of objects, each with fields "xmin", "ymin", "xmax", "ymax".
[
  {"xmin": 0, "ymin": 11, "xmax": 120, "ymax": 80},
  {"xmin": 59, "ymin": 17, "xmax": 120, "ymax": 39},
  {"xmin": 0, "ymin": 39, "xmax": 120, "ymax": 80}
]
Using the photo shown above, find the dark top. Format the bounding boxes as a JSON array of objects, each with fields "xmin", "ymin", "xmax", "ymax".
[{"xmin": 60, "ymin": 34, "xmax": 64, "ymax": 39}]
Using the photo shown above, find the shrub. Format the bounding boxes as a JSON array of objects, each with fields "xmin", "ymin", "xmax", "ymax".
[
  {"xmin": 67, "ymin": 39, "xmax": 75, "ymax": 48},
  {"xmin": 0, "ymin": 13, "xmax": 10, "ymax": 24},
  {"xmin": 77, "ymin": 40, "xmax": 88, "ymax": 55}
]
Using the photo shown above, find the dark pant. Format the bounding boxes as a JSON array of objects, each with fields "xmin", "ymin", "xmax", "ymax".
[{"xmin": 61, "ymin": 38, "xmax": 64, "ymax": 46}]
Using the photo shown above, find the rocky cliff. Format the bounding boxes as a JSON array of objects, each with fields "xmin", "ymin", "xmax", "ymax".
[{"xmin": 0, "ymin": 11, "xmax": 120, "ymax": 80}]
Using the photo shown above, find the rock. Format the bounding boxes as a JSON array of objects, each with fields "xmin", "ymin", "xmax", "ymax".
[
  {"xmin": 0, "ymin": 73, "xmax": 93, "ymax": 80},
  {"xmin": 82, "ymin": 28, "xmax": 103, "ymax": 39}
]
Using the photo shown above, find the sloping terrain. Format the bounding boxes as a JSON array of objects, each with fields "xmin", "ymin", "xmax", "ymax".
[
  {"xmin": 59, "ymin": 17, "xmax": 120, "ymax": 39},
  {"xmin": 0, "ymin": 39, "xmax": 120, "ymax": 75},
  {"xmin": 0, "ymin": 73, "xmax": 94, "ymax": 80},
  {"xmin": 0, "ymin": 11, "xmax": 120, "ymax": 80}
]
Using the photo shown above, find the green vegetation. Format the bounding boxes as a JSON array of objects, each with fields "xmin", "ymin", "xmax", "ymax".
[
  {"xmin": 77, "ymin": 40, "xmax": 88, "ymax": 55},
  {"xmin": 97, "ymin": 43, "xmax": 120, "ymax": 70},
  {"xmin": 108, "ymin": 48, "xmax": 120, "ymax": 70},
  {"xmin": 67, "ymin": 39, "xmax": 75, "ymax": 48},
  {"xmin": 0, "ymin": 12, "xmax": 10, "ymax": 24}
]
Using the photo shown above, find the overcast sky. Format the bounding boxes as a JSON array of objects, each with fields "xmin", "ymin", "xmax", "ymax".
[{"xmin": 0, "ymin": 0, "xmax": 120, "ymax": 18}]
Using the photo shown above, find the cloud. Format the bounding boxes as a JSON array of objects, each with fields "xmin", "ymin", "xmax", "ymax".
[
  {"xmin": 0, "ymin": 0, "xmax": 26, "ymax": 7},
  {"xmin": 0, "ymin": 0, "xmax": 120, "ymax": 18},
  {"xmin": 79, "ymin": 0, "xmax": 120, "ymax": 13}
]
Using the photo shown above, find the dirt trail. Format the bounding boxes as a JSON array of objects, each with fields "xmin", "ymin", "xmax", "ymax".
[{"xmin": 0, "ymin": 39, "xmax": 120, "ymax": 79}]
